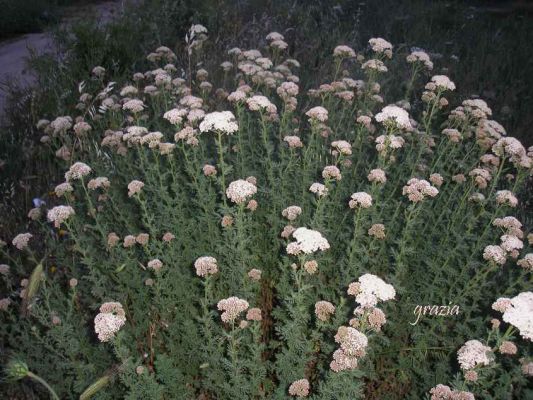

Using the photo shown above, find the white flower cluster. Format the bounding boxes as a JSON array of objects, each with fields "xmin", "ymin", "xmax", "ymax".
[
  {"xmin": 194, "ymin": 256, "xmax": 219, "ymax": 277},
  {"xmin": 12, "ymin": 233, "xmax": 32, "ymax": 250},
  {"xmin": 128, "ymin": 180, "xmax": 145, "ymax": 197},
  {"xmin": 286, "ymin": 227, "xmax": 330, "ymax": 255},
  {"xmin": 226, "ymin": 179, "xmax": 257, "ymax": 204},
  {"xmin": 369, "ymin": 37, "xmax": 393, "ymax": 55},
  {"xmin": 496, "ymin": 292, "xmax": 533, "ymax": 341},
  {"xmin": 305, "ymin": 106, "xmax": 328, "ymax": 122},
  {"xmin": 333, "ymin": 45, "xmax": 356, "ymax": 58},
  {"xmin": 246, "ymin": 95, "xmax": 277, "ymax": 114},
  {"xmin": 322, "ymin": 165, "xmax": 341, "ymax": 180},
  {"xmin": 217, "ymin": 296, "xmax": 249, "ymax": 323},
  {"xmin": 282, "ymin": 206, "xmax": 302, "ymax": 221},
  {"xmin": 362, "ymin": 59, "xmax": 388, "ymax": 72},
  {"xmin": 122, "ymin": 99, "xmax": 145, "ymax": 113},
  {"xmin": 493, "ymin": 137, "xmax": 531, "ymax": 169},
  {"xmin": 331, "ymin": 140, "xmax": 352, "ymax": 156},
  {"xmin": 309, "ymin": 182, "xmax": 328, "ymax": 197},
  {"xmin": 47, "ymin": 205, "xmax": 75, "ymax": 228},
  {"xmin": 406, "ymin": 50, "xmax": 433, "ymax": 70},
  {"xmin": 483, "ymin": 245, "xmax": 507, "ymax": 265},
  {"xmin": 349, "ymin": 192, "xmax": 373, "ymax": 209},
  {"xmin": 347, "ymin": 274, "xmax": 396, "ymax": 308},
  {"xmin": 55, "ymin": 182, "xmax": 73, "ymax": 197},
  {"xmin": 375, "ymin": 135, "xmax": 405, "ymax": 153},
  {"xmin": 429, "ymin": 75, "xmax": 456, "ymax": 91},
  {"xmin": 375, "ymin": 105, "xmax": 412, "ymax": 130},
  {"xmin": 368, "ymin": 168, "xmax": 387, "ymax": 183},
  {"xmin": 429, "ymin": 384, "xmax": 475, "ymax": 400},
  {"xmin": 402, "ymin": 178, "xmax": 439, "ymax": 203},
  {"xmin": 65, "ymin": 162, "xmax": 92, "ymax": 181},
  {"xmin": 94, "ymin": 302, "xmax": 126, "ymax": 342},
  {"xmin": 315, "ymin": 301, "xmax": 336, "ymax": 321},
  {"xmin": 457, "ymin": 339, "xmax": 493, "ymax": 370},
  {"xmin": 517, "ymin": 254, "xmax": 533, "ymax": 271},
  {"xmin": 330, "ymin": 326, "xmax": 368, "ymax": 372},
  {"xmin": 495, "ymin": 190, "xmax": 518, "ymax": 208},
  {"xmin": 288, "ymin": 379, "xmax": 310, "ymax": 397},
  {"xmin": 163, "ymin": 108, "xmax": 187, "ymax": 125},
  {"xmin": 284, "ymin": 135, "xmax": 303, "ymax": 148},
  {"xmin": 50, "ymin": 116, "xmax": 73, "ymax": 134},
  {"xmin": 199, "ymin": 111, "xmax": 239, "ymax": 135}
]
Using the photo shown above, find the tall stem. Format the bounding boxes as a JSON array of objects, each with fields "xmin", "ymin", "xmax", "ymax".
[{"xmin": 27, "ymin": 372, "xmax": 60, "ymax": 400}]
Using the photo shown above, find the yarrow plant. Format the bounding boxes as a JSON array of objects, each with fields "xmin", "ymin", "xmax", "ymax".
[{"xmin": 1, "ymin": 26, "xmax": 532, "ymax": 400}]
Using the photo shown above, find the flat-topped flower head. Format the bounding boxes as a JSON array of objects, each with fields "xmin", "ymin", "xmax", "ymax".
[
  {"xmin": 54, "ymin": 182, "xmax": 73, "ymax": 197},
  {"xmin": 493, "ymin": 216, "xmax": 523, "ymax": 236},
  {"xmin": 315, "ymin": 301, "xmax": 336, "ymax": 321},
  {"xmin": 47, "ymin": 206, "xmax": 75, "ymax": 228},
  {"xmin": 368, "ymin": 223, "xmax": 386, "ymax": 239},
  {"xmin": 331, "ymin": 140, "xmax": 352, "ymax": 156},
  {"xmin": 282, "ymin": 206, "xmax": 302, "ymax": 221},
  {"xmin": 217, "ymin": 296, "xmax": 249, "ymax": 323},
  {"xmin": 226, "ymin": 179, "xmax": 257, "ymax": 204},
  {"xmin": 194, "ymin": 256, "xmax": 218, "ymax": 277},
  {"xmin": 163, "ymin": 108, "xmax": 187, "ymax": 125},
  {"xmin": 335, "ymin": 326, "xmax": 368, "ymax": 356},
  {"xmin": 406, "ymin": 50, "xmax": 433, "ymax": 70},
  {"xmin": 429, "ymin": 173, "xmax": 444, "ymax": 187},
  {"xmin": 429, "ymin": 385, "xmax": 474, "ymax": 400},
  {"xmin": 349, "ymin": 274, "xmax": 396, "ymax": 307},
  {"xmin": 368, "ymin": 168, "xmax": 387, "ymax": 184},
  {"xmin": 128, "ymin": 180, "xmax": 145, "ymax": 197},
  {"xmin": 50, "ymin": 116, "xmax": 73, "ymax": 135},
  {"xmin": 284, "ymin": 135, "xmax": 303, "ymax": 148},
  {"xmin": 496, "ymin": 291, "xmax": 533, "ymax": 341},
  {"xmin": 369, "ymin": 37, "xmax": 393, "ymax": 55},
  {"xmin": 483, "ymin": 245, "xmax": 507, "ymax": 265},
  {"xmin": 287, "ymin": 227, "xmax": 330, "ymax": 255},
  {"xmin": 87, "ymin": 177, "xmax": 110, "ymax": 191},
  {"xmin": 375, "ymin": 105, "xmax": 412, "ymax": 130},
  {"xmin": 94, "ymin": 302, "xmax": 126, "ymax": 342},
  {"xmin": 309, "ymin": 182, "xmax": 328, "ymax": 197},
  {"xmin": 305, "ymin": 106, "xmax": 328, "ymax": 122},
  {"xmin": 517, "ymin": 254, "xmax": 533, "ymax": 271},
  {"xmin": 122, "ymin": 99, "xmax": 145, "ymax": 113},
  {"xmin": 457, "ymin": 340, "xmax": 493, "ymax": 370},
  {"xmin": 246, "ymin": 95, "xmax": 277, "ymax": 113},
  {"xmin": 349, "ymin": 192, "xmax": 373, "ymax": 209},
  {"xmin": 322, "ymin": 165, "xmax": 341, "ymax": 181},
  {"xmin": 428, "ymin": 75, "xmax": 456, "ymax": 91},
  {"xmin": 495, "ymin": 190, "xmax": 518, "ymax": 208},
  {"xmin": 375, "ymin": 135, "xmax": 405, "ymax": 153},
  {"xmin": 277, "ymin": 81, "xmax": 299, "ymax": 98},
  {"xmin": 333, "ymin": 45, "xmax": 356, "ymax": 58},
  {"xmin": 246, "ymin": 307, "xmax": 262, "ymax": 321},
  {"xmin": 402, "ymin": 178, "xmax": 439, "ymax": 202},
  {"xmin": 12, "ymin": 233, "xmax": 32, "ymax": 250},
  {"xmin": 500, "ymin": 234, "xmax": 523, "ymax": 253},
  {"xmin": 199, "ymin": 111, "xmax": 239, "ymax": 135},
  {"xmin": 362, "ymin": 59, "xmax": 388, "ymax": 72},
  {"xmin": 493, "ymin": 137, "xmax": 526, "ymax": 159},
  {"xmin": 288, "ymin": 379, "xmax": 310, "ymax": 397},
  {"xmin": 147, "ymin": 259, "xmax": 163, "ymax": 272},
  {"xmin": 180, "ymin": 95, "xmax": 203, "ymax": 109},
  {"xmin": 266, "ymin": 31, "xmax": 284, "ymax": 41},
  {"xmin": 65, "ymin": 162, "xmax": 92, "ymax": 181}
]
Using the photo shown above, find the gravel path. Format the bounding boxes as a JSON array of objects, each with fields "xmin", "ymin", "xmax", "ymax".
[{"xmin": 0, "ymin": 1, "xmax": 129, "ymax": 119}]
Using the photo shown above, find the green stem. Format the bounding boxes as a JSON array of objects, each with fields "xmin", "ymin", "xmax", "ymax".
[{"xmin": 27, "ymin": 372, "xmax": 59, "ymax": 400}]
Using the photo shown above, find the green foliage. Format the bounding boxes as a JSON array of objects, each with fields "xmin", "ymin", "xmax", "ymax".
[{"xmin": 0, "ymin": 1, "xmax": 532, "ymax": 399}]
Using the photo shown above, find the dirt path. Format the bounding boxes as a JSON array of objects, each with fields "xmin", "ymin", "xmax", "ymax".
[{"xmin": 0, "ymin": 1, "xmax": 130, "ymax": 119}]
